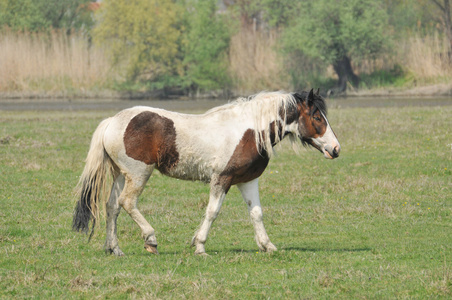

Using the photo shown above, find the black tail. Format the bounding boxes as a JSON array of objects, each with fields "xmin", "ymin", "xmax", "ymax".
[{"xmin": 72, "ymin": 179, "xmax": 97, "ymax": 241}]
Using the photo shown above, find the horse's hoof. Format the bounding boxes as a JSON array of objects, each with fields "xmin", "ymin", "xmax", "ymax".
[
  {"xmin": 194, "ymin": 251, "xmax": 209, "ymax": 257},
  {"xmin": 144, "ymin": 244, "xmax": 159, "ymax": 255},
  {"xmin": 105, "ymin": 247, "xmax": 125, "ymax": 256},
  {"xmin": 265, "ymin": 243, "xmax": 277, "ymax": 252},
  {"xmin": 261, "ymin": 242, "xmax": 277, "ymax": 253},
  {"xmin": 113, "ymin": 248, "xmax": 125, "ymax": 256}
]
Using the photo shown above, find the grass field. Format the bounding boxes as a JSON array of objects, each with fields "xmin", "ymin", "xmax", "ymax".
[{"xmin": 0, "ymin": 104, "xmax": 451, "ymax": 299}]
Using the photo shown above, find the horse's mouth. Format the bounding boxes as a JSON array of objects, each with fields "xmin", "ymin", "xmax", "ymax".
[
  {"xmin": 324, "ymin": 150, "xmax": 334, "ymax": 159},
  {"xmin": 301, "ymin": 138, "xmax": 340, "ymax": 159}
]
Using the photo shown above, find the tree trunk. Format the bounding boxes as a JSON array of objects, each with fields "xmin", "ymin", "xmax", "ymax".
[
  {"xmin": 433, "ymin": 0, "xmax": 452, "ymax": 56},
  {"xmin": 332, "ymin": 55, "xmax": 360, "ymax": 92}
]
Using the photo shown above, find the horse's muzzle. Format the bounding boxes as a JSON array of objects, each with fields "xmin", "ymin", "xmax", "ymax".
[{"xmin": 324, "ymin": 145, "xmax": 340, "ymax": 159}]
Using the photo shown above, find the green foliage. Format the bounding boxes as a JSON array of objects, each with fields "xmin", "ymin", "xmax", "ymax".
[
  {"xmin": 1, "ymin": 0, "xmax": 451, "ymax": 95},
  {"xmin": 384, "ymin": 0, "xmax": 441, "ymax": 34},
  {"xmin": 228, "ymin": 0, "xmax": 262, "ymax": 25},
  {"xmin": 184, "ymin": 0, "xmax": 232, "ymax": 92},
  {"xmin": 359, "ymin": 64, "xmax": 409, "ymax": 88},
  {"xmin": 283, "ymin": 0, "xmax": 390, "ymax": 67},
  {"xmin": 0, "ymin": 0, "xmax": 49, "ymax": 31},
  {"xmin": 261, "ymin": 0, "xmax": 300, "ymax": 28},
  {"xmin": 94, "ymin": 0, "xmax": 232, "ymax": 94},
  {"xmin": 43, "ymin": 0, "xmax": 95, "ymax": 32},
  {"xmin": 94, "ymin": 0, "xmax": 184, "ymax": 83},
  {"xmin": 0, "ymin": 0, "xmax": 94, "ymax": 32},
  {"xmin": 281, "ymin": 49, "xmax": 330, "ymax": 90}
]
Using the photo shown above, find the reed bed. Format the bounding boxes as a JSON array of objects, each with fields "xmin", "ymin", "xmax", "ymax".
[
  {"xmin": 402, "ymin": 33, "xmax": 452, "ymax": 80},
  {"xmin": 0, "ymin": 30, "xmax": 114, "ymax": 96},
  {"xmin": 354, "ymin": 32, "xmax": 452, "ymax": 82},
  {"xmin": 228, "ymin": 28, "xmax": 290, "ymax": 94}
]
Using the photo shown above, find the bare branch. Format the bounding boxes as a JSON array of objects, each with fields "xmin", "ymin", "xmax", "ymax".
[{"xmin": 432, "ymin": 0, "xmax": 446, "ymax": 11}]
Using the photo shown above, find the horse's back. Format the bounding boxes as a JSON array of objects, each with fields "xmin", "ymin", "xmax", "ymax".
[{"xmin": 102, "ymin": 106, "xmax": 249, "ymax": 182}]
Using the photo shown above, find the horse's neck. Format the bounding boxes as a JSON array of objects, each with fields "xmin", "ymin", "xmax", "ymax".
[{"xmin": 269, "ymin": 120, "xmax": 289, "ymax": 146}]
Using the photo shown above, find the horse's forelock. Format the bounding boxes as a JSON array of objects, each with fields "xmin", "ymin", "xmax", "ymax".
[
  {"xmin": 313, "ymin": 95, "xmax": 328, "ymax": 116},
  {"xmin": 293, "ymin": 91, "xmax": 328, "ymax": 116}
]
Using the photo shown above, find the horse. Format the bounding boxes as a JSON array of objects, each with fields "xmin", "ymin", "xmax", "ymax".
[{"xmin": 72, "ymin": 89, "xmax": 340, "ymax": 256}]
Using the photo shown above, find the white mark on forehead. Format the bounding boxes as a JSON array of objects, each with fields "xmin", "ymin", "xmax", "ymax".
[
  {"xmin": 312, "ymin": 112, "xmax": 338, "ymax": 147},
  {"xmin": 321, "ymin": 112, "xmax": 330, "ymax": 128}
]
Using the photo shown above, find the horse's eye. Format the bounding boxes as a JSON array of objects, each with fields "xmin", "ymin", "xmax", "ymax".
[{"xmin": 313, "ymin": 117, "xmax": 321, "ymax": 122}]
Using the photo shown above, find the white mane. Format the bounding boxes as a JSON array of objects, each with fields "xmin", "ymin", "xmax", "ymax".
[{"xmin": 206, "ymin": 91, "xmax": 298, "ymax": 157}]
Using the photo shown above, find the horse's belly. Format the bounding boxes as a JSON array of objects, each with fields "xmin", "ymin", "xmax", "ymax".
[
  {"xmin": 170, "ymin": 132, "xmax": 237, "ymax": 183},
  {"xmin": 160, "ymin": 158, "xmax": 213, "ymax": 183}
]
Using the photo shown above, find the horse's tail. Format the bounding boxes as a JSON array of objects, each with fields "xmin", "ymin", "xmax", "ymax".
[{"xmin": 72, "ymin": 117, "xmax": 115, "ymax": 240}]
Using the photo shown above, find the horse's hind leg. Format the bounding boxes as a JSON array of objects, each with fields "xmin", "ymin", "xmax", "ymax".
[
  {"xmin": 119, "ymin": 168, "xmax": 159, "ymax": 254},
  {"xmin": 237, "ymin": 179, "xmax": 277, "ymax": 252},
  {"xmin": 105, "ymin": 174, "xmax": 125, "ymax": 256}
]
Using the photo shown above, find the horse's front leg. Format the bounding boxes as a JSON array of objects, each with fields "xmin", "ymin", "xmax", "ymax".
[
  {"xmin": 191, "ymin": 175, "xmax": 229, "ymax": 255},
  {"xmin": 237, "ymin": 178, "xmax": 277, "ymax": 252}
]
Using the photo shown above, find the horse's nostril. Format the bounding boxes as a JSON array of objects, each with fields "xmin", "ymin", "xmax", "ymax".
[{"xmin": 332, "ymin": 146, "xmax": 339, "ymax": 157}]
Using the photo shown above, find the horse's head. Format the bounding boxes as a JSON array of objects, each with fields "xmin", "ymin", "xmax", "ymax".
[{"xmin": 293, "ymin": 89, "xmax": 340, "ymax": 159}]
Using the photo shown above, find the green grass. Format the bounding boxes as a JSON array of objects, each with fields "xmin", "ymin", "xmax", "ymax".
[{"xmin": 0, "ymin": 105, "xmax": 451, "ymax": 298}]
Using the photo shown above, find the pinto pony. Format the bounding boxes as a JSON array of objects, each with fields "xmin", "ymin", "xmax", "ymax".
[{"xmin": 72, "ymin": 90, "xmax": 340, "ymax": 256}]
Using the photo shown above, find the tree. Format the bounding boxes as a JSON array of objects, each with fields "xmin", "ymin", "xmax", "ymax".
[
  {"xmin": 432, "ymin": 0, "xmax": 452, "ymax": 53},
  {"xmin": 283, "ymin": 0, "xmax": 390, "ymax": 92},
  {"xmin": 226, "ymin": 0, "xmax": 262, "ymax": 29},
  {"xmin": 41, "ymin": 0, "xmax": 95, "ymax": 34},
  {"xmin": 260, "ymin": 0, "xmax": 299, "ymax": 29},
  {"xmin": 0, "ymin": 0, "xmax": 49, "ymax": 31},
  {"xmin": 184, "ymin": 0, "xmax": 231, "ymax": 93},
  {"xmin": 93, "ymin": 0, "xmax": 184, "ymax": 85},
  {"xmin": 0, "ymin": 0, "xmax": 94, "ymax": 32}
]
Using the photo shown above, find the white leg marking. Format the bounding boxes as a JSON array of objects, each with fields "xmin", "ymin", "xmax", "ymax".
[
  {"xmin": 192, "ymin": 177, "xmax": 227, "ymax": 255},
  {"xmin": 237, "ymin": 179, "xmax": 277, "ymax": 252}
]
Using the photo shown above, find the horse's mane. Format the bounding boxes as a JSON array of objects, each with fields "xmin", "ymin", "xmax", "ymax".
[{"xmin": 206, "ymin": 91, "xmax": 298, "ymax": 157}]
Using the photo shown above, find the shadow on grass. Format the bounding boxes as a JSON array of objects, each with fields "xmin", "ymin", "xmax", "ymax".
[
  {"xmin": 132, "ymin": 246, "xmax": 372, "ymax": 256},
  {"xmin": 229, "ymin": 246, "xmax": 372, "ymax": 254}
]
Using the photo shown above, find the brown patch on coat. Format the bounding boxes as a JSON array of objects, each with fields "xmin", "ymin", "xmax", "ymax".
[
  {"xmin": 280, "ymin": 103, "xmax": 299, "ymax": 125},
  {"xmin": 298, "ymin": 102, "xmax": 327, "ymax": 142},
  {"xmin": 123, "ymin": 111, "xmax": 179, "ymax": 174},
  {"xmin": 219, "ymin": 129, "xmax": 270, "ymax": 191},
  {"xmin": 268, "ymin": 120, "xmax": 286, "ymax": 146}
]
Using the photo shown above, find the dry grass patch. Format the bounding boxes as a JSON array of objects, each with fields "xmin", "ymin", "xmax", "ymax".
[
  {"xmin": 0, "ymin": 30, "xmax": 115, "ymax": 95},
  {"xmin": 229, "ymin": 29, "xmax": 290, "ymax": 94}
]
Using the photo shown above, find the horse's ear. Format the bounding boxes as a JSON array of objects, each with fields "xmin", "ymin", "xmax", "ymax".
[
  {"xmin": 307, "ymin": 88, "xmax": 314, "ymax": 105},
  {"xmin": 316, "ymin": 88, "xmax": 320, "ymax": 95}
]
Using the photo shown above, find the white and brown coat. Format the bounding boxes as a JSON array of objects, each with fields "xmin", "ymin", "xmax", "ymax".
[{"xmin": 73, "ymin": 90, "xmax": 340, "ymax": 256}]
